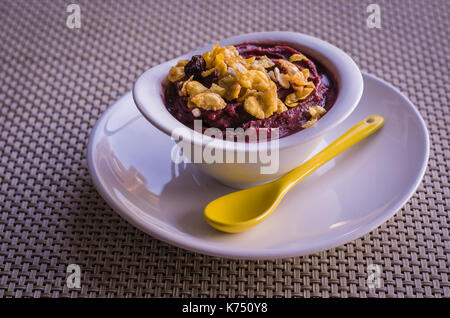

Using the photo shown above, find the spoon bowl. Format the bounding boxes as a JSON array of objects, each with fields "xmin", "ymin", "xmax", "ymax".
[{"xmin": 204, "ymin": 181, "xmax": 285, "ymax": 233}]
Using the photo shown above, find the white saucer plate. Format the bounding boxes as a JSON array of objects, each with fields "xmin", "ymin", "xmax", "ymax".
[{"xmin": 87, "ymin": 73, "xmax": 429, "ymax": 260}]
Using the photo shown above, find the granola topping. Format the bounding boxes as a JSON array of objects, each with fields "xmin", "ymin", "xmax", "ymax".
[{"xmin": 164, "ymin": 42, "xmax": 337, "ymax": 139}]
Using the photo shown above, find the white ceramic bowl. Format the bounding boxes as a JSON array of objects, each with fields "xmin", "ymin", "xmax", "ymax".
[{"xmin": 133, "ymin": 32, "xmax": 363, "ymax": 188}]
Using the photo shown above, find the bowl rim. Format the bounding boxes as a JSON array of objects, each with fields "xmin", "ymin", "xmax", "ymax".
[{"xmin": 133, "ymin": 31, "xmax": 363, "ymax": 152}]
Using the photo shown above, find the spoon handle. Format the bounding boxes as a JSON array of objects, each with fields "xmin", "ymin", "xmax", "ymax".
[{"xmin": 278, "ymin": 115, "xmax": 385, "ymax": 192}]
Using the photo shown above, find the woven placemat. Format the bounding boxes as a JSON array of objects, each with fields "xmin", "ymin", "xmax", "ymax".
[{"xmin": 0, "ymin": 0, "xmax": 448, "ymax": 298}]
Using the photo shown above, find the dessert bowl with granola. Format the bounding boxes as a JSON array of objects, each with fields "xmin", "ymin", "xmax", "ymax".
[
  {"xmin": 165, "ymin": 42, "xmax": 336, "ymax": 140},
  {"xmin": 133, "ymin": 32, "xmax": 363, "ymax": 188}
]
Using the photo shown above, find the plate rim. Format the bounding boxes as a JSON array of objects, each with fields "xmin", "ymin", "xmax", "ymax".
[{"xmin": 87, "ymin": 72, "xmax": 430, "ymax": 260}]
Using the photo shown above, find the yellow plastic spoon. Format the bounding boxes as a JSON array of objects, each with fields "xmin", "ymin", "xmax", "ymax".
[{"xmin": 204, "ymin": 115, "xmax": 385, "ymax": 233}]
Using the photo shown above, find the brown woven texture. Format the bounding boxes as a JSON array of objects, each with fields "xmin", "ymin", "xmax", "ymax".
[{"xmin": 0, "ymin": 0, "xmax": 449, "ymax": 298}]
